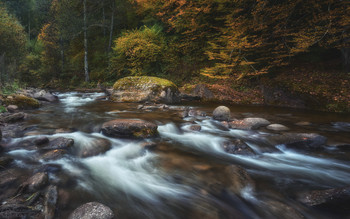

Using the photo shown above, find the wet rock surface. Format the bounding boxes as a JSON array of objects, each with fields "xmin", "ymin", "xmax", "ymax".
[
  {"xmin": 225, "ymin": 165, "xmax": 256, "ymax": 194},
  {"xmin": 44, "ymin": 185, "xmax": 58, "ymax": 219},
  {"xmin": 40, "ymin": 137, "xmax": 74, "ymax": 150},
  {"xmin": 229, "ymin": 117, "xmax": 271, "ymax": 130},
  {"xmin": 213, "ymin": 106, "xmax": 231, "ymax": 121},
  {"xmin": 23, "ymin": 172, "xmax": 49, "ymax": 193},
  {"xmin": 0, "ymin": 112, "xmax": 27, "ymax": 123},
  {"xmin": 222, "ymin": 140, "xmax": 255, "ymax": 156},
  {"xmin": 0, "ymin": 156, "xmax": 13, "ymax": 167},
  {"xmin": 68, "ymin": 202, "xmax": 114, "ymax": 219},
  {"xmin": 0, "ymin": 91, "xmax": 350, "ymax": 219},
  {"xmin": 33, "ymin": 90, "xmax": 59, "ymax": 102},
  {"xmin": 266, "ymin": 124, "xmax": 289, "ymax": 131},
  {"xmin": 268, "ymin": 133, "xmax": 327, "ymax": 150},
  {"xmin": 40, "ymin": 149, "xmax": 68, "ymax": 161},
  {"xmin": 299, "ymin": 186, "xmax": 350, "ymax": 208},
  {"xmin": 78, "ymin": 138, "xmax": 111, "ymax": 158},
  {"xmin": 101, "ymin": 119, "xmax": 158, "ymax": 138}
]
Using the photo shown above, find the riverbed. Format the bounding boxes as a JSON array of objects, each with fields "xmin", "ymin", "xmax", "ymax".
[{"xmin": 2, "ymin": 92, "xmax": 350, "ymax": 218}]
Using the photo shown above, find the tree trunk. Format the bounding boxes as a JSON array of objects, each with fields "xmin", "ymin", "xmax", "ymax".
[
  {"xmin": 0, "ymin": 53, "xmax": 5, "ymax": 86},
  {"xmin": 341, "ymin": 48, "xmax": 350, "ymax": 72},
  {"xmin": 60, "ymin": 36, "xmax": 64, "ymax": 74},
  {"xmin": 107, "ymin": 0, "xmax": 115, "ymax": 55},
  {"xmin": 102, "ymin": 2, "xmax": 106, "ymax": 38},
  {"xmin": 28, "ymin": 12, "xmax": 31, "ymax": 41},
  {"xmin": 83, "ymin": 0, "xmax": 90, "ymax": 82}
]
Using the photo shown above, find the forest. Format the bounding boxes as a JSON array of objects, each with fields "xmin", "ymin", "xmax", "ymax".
[
  {"xmin": 0, "ymin": 0, "xmax": 349, "ymax": 111},
  {"xmin": 1, "ymin": 1, "xmax": 350, "ymax": 218}
]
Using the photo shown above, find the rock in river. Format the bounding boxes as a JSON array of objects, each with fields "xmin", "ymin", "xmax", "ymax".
[
  {"xmin": 33, "ymin": 90, "xmax": 58, "ymax": 102},
  {"xmin": 23, "ymin": 172, "xmax": 49, "ymax": 193},
  {"xmin": 225, "ymin": 165, "xmax": 255, "ymax": 195},
  {"xmin": 68, "ymin": 202, "xmax": 114, "ymax": 219},
  {"xmin": 229, "ymin": 117, "xmax": 271, "ymax": 130},
  {"xmin": 299, "ymin": 186, "xmax": 350, "ymax": 212},
  {"xmin": 222, "ymin": 139, "xmax": 255, "ymax": 156},
  {"xmin": 0, "ymin": 112, "xmax": 27, "ymax": 123},
  {"xmin": 45, "ymin": 185, "xmax": 58, "ymax": 219},
  {"xmin": 266, "ymin": 124, "xmax": 289, "ymax": 131},
  {"xmin": 40, "ymin": 137, "xmax": 74, "ymax": 150},
  {"xmin": 213, "ymin": 106, "xmax": 231, "ymax": 121},
  {"xmin": 101, "ymin": 119, "xmax": 158, "ymax": 139},
  {"xmin": 111, "ymin": 76, "xmax": 180, "ymax": 103},
  {"xmin": 78, "ymin": 138, "xmax": 111, "ymax": 158},
  {"xmin": 268, "ymin": 133, "xmax": 327, "ymax": 150}
]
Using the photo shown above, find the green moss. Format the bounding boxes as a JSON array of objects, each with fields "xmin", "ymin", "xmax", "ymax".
[
  {"xmin": 133, "ymin": 127, "xmax": 158, "ymax": 138},
  {"xmin": 113, "ymin": 76, "xmax": 177, "ymax": 91},
  {"xmin": 0, "ymin": 105, "xmax": 6, "ymax": 113},
  {"xmin": 4, "ymin": 95, "xmax": 40, "ymax": 109}
]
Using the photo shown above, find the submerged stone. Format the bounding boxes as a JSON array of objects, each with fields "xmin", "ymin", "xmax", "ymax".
[
  {"xmin": 268, "ymin": 133, "xmax": 327, "ymax": 150},
  {"xmin": 78, "ymin": 138, "xmax": 111, "ymax": 158},
  {"xmin": 299, "ymin": 186, "xmax": 350, "ymax": 212},
  {"xmin": 68, "ymin": 202, "xmax": 114, "ymax": 219}
]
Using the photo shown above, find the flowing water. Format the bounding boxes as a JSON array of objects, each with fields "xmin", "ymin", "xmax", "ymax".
[{"xmin": 2, "ymin": 92, "xmax": 350, "ymax": 218}]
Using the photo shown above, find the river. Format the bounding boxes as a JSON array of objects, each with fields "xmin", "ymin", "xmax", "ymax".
[{"xmin": 3, "ymin": 92, "xmax": 350, "ymax": 218}]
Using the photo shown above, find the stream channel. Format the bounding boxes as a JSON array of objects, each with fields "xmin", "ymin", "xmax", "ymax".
[{"xmin": 1, "ymin": 92, "xmax": 350, "ymax": 218}]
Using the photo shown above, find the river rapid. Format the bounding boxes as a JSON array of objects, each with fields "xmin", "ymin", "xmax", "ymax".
[{"xmin": 2, "ymin": 92, "xmax": 350, "ymax": 218}]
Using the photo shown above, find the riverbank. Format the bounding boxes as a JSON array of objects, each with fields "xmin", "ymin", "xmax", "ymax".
[{"xmin": 180, "ymin": 66, "xmax": 349, "ymax": 113}]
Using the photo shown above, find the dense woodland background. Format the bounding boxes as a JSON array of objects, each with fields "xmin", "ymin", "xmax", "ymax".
[{"xmin": 0, "ymin": 0, "xmax": 349, "ymax": 111}]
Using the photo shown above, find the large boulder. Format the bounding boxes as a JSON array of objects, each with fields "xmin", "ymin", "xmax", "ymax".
[
  {"xmin": 3, "ymin": 95, "xmax": 40, "ymax": 109},
  {"xmin": 111, "ymin": 76, "xmax": 180, "ymax": 103},
  {"xmin": 33, "ymin": 90, "xmax": 58, "ymax": 102},
  {"xmin": 68, "ymin": 202, "xmax": 114, "ymax": 219},
  {"xmin": 213, "ymin": 106, "xmax": 231, "ymax": 121},
  {"xmin": 101, "ymin": 119, "xmax": 158, "ymax": 139}
]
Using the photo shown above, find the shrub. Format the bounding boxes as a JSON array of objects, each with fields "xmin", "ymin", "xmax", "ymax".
[{"xmin": 110, "ymin": 25, "xmax": 167, "ymax": 77}]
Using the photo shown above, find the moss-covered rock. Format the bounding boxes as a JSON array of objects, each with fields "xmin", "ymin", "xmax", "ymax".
[
  {"xmin": 111, "ymin": 76, "xmax": 180, "ymax": 103},
  {"xmin": 3, "ymin": 94, "xmax": 40, "ymax": 109}
]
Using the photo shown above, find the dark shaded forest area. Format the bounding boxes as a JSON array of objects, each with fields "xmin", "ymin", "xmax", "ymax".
[{"xmin": 0, "ymin": 0, "xmax": 349, "ymax": 111}]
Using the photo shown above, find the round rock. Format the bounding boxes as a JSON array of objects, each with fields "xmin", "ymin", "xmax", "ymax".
[
  {"xmin": 213, "ymin": 106, "xmax": 231, "ymax": 121},
  {"xmin": 68, "ymin": 202, "xmax": 114, "ymax": 219},
  {"xmin": 266, "ymin": 124, "xmax": 289, "ymax": 131}
]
